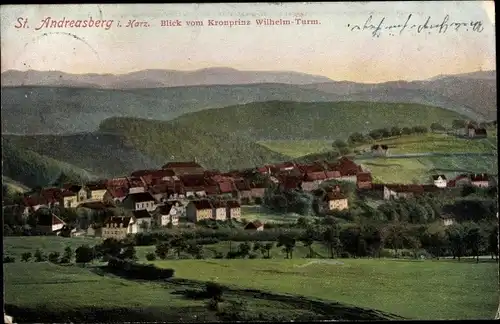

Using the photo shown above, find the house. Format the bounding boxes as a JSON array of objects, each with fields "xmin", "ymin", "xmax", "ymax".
[
  {"xmin": 162, "ymin": 161, "xmax": 205, "ymax": 175},
  {"xmin": 474, "ymin": 128, "xmax": 488, "ymax": 138},
  {"xmin": 86, "ymin": 182, "xmax": 108, "ymax": 201},
  {"xmin": 86, "ymin": 224, "xmax": 102, "ymax": 237},
  {"xmin": 244, "ymin": 220, "xmax": 264, "ymax": 231},
  {"xmin": 271, "ymin": 162, "xmax": 297, "ymax": 175},
  {"xmin": 156, "ymin": 203, "xmax": 180, "ymax": 226},
  {"xmin": 103, "ymin": 187, "xmax": 128, "ymax": 204},
  {"xmin": 470, "ymin": 173, "xmax": 490, "ymax": 188},
  {"xmin": 328, "ymin": 157, "xmax": 362, "ymax": 182},
  {"xmin": 106, "ymin": 177, "xmax": 129, "ymax": 189},
  {"xmin": 279, "ymin": 175, "xmax": 303, "ymax": 191},
  {"xmin": 250, "ymin": 183, "xmax": 267, "ymax": 202},
  {"xmin": 59, "ymin": 189, "xmax": 78, "ymax": 208},
  {"xmin": 36, "ymin": 213, "xmax": 66, "ymax": 235},
  {"xmin": 149, "ymin": 183, "xmax": 170, "ymax": 203},
  {"xmin": 324, "ymin": 188, "xmax": 349, "ymax": 211},
  {"xmin": 212, "ymin": 200, "xmax": 227, "ymax": 221},
  {"xmin": 431, "ymin": 175, "xmax": 448, "ymax": 188},
  {"xmin": 101, "ymin": 216, "xmax": 134, "ymax": 240},
  {"xmin": 215, "ymin": 178, "xmax": 236, "ymax": 197},
  {"xmin": 465, "ymin": 122, "xmax": 488, "ymax": 138},
  {"xmin": 127, "ymin": 177, "xmax": 146, "ymax": 194},
  {"xmin": 441, "ymin": 214, "xmax": 455, "ymax": 227},
  {"xmin": 383, "ymin": 184, "xmax": 425, "ymax": 200},
  {"xmin": 233, "ymin": 179, "xmax": 252, "ymax": 204},
  {"xmin": 180, "ymin": 174, "xmax": 207, "ymax": 198},
  {"xmin": 38, "ymin": 187, "xmax": 63, "ymax": 207},
  {"xmin": 356, "ymin": 172, "xmax": 373, "ymax": 189},
  {"xmin": 131, "ymin": 210, "xmax": 153, "ymax": 232},
  {"xmin": 226, "ymin": 200, "xmax": 241, "ymax": 220},
  {"xmin": 371, "ymin": 144, "xmax": 388, "ymax": 156},
  {"xmin": 131, "ymin": 169, "xmax": 175, "ymax": 186},
  {"xmin": 186, "ymin": 200, "xmax": 213, "ymax": 222},
  {"xmin": 298, "ymin": 164, "xmax": 328, "ymax": 191},
  {"xmin": 122, "ymin": 192, "xmax": 157, "ymax": 211},
  {"xmin": 64, "ymin": 184, "xmax": 88, "ymax": 202}
]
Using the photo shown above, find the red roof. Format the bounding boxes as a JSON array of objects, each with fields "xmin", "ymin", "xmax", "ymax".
[
  {"xmin": 281, "ymin": 176, "xmax": 302, "ymax": 190},
  {"xmin": 60, "ymin": 190, "xmax": 77, "ymax": 197},
  {"xmin": 357, "ymin": 172, "xmax": 373, "ymax": 182},
  {"xmin": 180, "ymin": 174, "xmax": 207, "ymax": 187},
  {"xmin": 23, "ymin": 196, "xmax": 47, "ymax": 207},
  {"xmin": 107, "ymin": 187, "xmax": 128, "ymax": 198},
  {"xmin": 131, "ymin": 169, "xmax": 175, "ymax": 178},
  {"xmin": 162, "ymin": 161, "xmax": 203, "ymax": 169},
  {"xmin": 107, "ymin": 177, "xmax": 130, "ymax": 189},
  {"xmin": 205, "ymin": 185, "xmax": 220, "ymax": 195},
  {"xmin": 471, "ymin": 173, "xmax": 489, "ymax": 182},
  {"xmin": 127, "ymin": 177, "xmax": 146, "ymax": 188},
  {"xmin": 447, "ymin": 180, "xmax": 456, "ymax": 187},
  {"xmin": 149, "ymin": 183, "xmax": 169, "ymax": 195},
  {"xmin": 303, "ymin": 172, "xmax": 327, "ymax": 181},
  {"xmin": 218, "ymin": 181, "xmax": 235, "ymax": 193},
  {"xmin": 234, "ymin": 179, "xmax": 251, "ymax": 191},
  {"xmin": 325, "ymin": 170, "xmax": 341, "ymax": 178}
]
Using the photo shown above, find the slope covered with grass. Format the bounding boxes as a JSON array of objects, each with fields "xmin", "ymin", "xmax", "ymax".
[
  {"xmin": 98, "ymin": 117, "xmax": 289, "ymax": 172},
  {"xmin": 170, "ymin": 101, "xmax": 467, "ymax": 140}
]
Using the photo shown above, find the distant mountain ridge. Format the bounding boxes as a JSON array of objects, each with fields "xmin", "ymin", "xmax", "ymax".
[{"xmin": 0, "ymin": 67, "xmax": 334, "ymax": 88}]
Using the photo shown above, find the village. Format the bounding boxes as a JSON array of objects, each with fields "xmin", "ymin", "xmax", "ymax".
[{"xmin": 16, "ymin": 145, "xmax": 495, "ymax": 240}]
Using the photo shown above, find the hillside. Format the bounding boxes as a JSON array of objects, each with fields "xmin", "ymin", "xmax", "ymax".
[
  {"xmin": 98, "ymin": 117, "xmax": 288, "ymax": 172},
  {"xmin": 2, "ymin": 133, "xmax": 162, "ymax": 178},
  {"xmin": 170, "ymin": 101, "xmax": 468, "ymax": 141},
  {"xmin": 2, "ymin": 139, "xmax": 95, "ymax": 188},
  {"xmin": 0, "ymin": 67, "xmax": 334, "ymax": 88},
  {"xmin": 1, "ymin": 85, "xmax": 341, "ymax": 134}
]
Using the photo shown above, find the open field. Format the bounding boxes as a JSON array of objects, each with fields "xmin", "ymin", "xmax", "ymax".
[
  {"xmin": 356, "ymin": 155, "xmax": 498, "ymax": 184},
  {"xmin": 258, "ymin": 140, "xmax": 333, "ymax": 158},
  {"xmin": 150, "ymin": 258, "xmax": 499, "ymax": 320},
  {"xmin": 3, "ymin": 236, "xmax": 101, "ymax": 260},
  {"xmin": 241, "ymin": 205, "xmax": 317, "ymax": 223},
  {"xmin": 4, "ymin": 261, "xmax": 403, "ymax": 322},
  {"xmin": 357, "ymin": 133, "xmax": 497, "ymax": 154}
]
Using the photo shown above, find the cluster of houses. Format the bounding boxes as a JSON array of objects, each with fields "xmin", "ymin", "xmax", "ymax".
[{"xmin": 20, "ymin": 155, "xmax": 496, "ymax": 238}]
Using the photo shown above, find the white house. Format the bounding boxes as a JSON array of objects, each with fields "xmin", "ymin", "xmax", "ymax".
[
  {"xmin": 131, "ymin": 210, "xmax": 153, "ymax": 232},
  {"xmin": 156, "ymin": 203, "xmax": 181, "ymax": 226},
  {"xmin": 122, "ymin": 192, "xmax": 157, "ymax": 212},
  {"xmin": 431, "ymin": 175, "xmax": 448, "ymax": 188},
  {"xmin": 36, "ymin": 213, "xmax": 66, "ymax": 234}
]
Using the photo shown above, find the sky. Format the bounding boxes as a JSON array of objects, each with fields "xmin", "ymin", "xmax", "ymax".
[{"xmin": 0, "ymin": 2, "xmax": 496, "ymax": 83}]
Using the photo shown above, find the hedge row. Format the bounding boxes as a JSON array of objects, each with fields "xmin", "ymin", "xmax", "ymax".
[{"xmin": 106, "ymin": 257, "xmax": 174, "ymax": 280}]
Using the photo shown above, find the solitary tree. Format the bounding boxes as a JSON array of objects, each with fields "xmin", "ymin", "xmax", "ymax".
[
  {"xmin": 323, "ymin": 224, "xmax": 341, "ymax": 259},
  {"xmin": 75, "ymin": 245, "xmax": 95, "ymax": 266},
  {"xmin": 300, "ymin": 227, "xmax": 316, "ymax": 258},
  {"xmin": 277, "ymin": 233, "xmax": 296, "ymax": 259},
  {"xmin": 155, "ymin": 242, "xmax": 171, "ymax": 260},
  {"xmin": 264, "ymin": 242, "xmax": 274, "ymax": 258},
  {"xmin": 34, "ymin": 249, "xmax": 47, "ymax": 262},
  {"xmin": 60, "ymin": 246, "xmax": 73, "ymax": 263}
]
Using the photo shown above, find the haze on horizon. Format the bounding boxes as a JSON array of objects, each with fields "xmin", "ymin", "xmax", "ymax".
[{"xmin": 0, "ymin": 2, "xmax": 496, "ymax": 83}]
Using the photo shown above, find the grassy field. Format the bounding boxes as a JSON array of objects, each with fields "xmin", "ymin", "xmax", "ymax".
[
  {"xmin": 357, "ymin": 133, "xmax": 497, "ymax": 154},
  {"xmin": 358, "ymin": 155, "xmax": 498, "ymax": 184},
  {"xmin": 262, "ymin": 133, "xmax": 497, "ymax": 159},
  {"xmin": 150, "ymin": 258, "xmax": 499, "ymax": 320},
  {"xmin": 3, "ymin": 236, "xmax": 102, "ymax": 260},
  {"xmin": 4, "ymin": 235, "xmax": 498, "ymax": 320},
  {"xmin": 258, "ymin": 140, "xmax": 333, "ymax": 158},
  {"xmin": 4, "ymin": 261, "xmax": 403, "ymax": 322},
  {"xmin": 241, "ymin": 205, "xmax": 317, "ymax": 223}
]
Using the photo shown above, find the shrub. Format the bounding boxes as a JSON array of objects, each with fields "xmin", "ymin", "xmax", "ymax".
[
  {"xmin": 34, "ymin": 249, "xmax": 47, "ymax": 262},
  {"xmin": 214, "ymin": 252, "xmax": 224, "ymax": 259},
  {"xmin": 248, "ymin": 253, "xmax": 258, "ymax": 259},
  {"xmin": 205, "ymin": 282, "xmax": 224, "ymax": 301},
  {"xmin": 48, "ymin": 251, "xmax": 61, "ymax": 263},
  {"xmin": 106, "ymin": 257, "xmax": 175, "ymax": 280},
  {"xmin": 146, "ymin": 252, "xmax": 156, "ymax": 261},
  {"xmin": 21, "ymin": 252, "xmax": 32, "ymax": 262},
  {"xmin": 3, "ymin": 256, "xmax": 15, "ymax": 263}
]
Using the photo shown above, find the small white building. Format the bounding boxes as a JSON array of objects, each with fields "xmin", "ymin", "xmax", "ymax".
[{"xmin": 431, "ymin": 175, "xmax": 448, "ymax": 188}]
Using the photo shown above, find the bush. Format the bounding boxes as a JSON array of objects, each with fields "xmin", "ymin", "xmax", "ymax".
[
  {"xmin": 214, "ymin": 252, "xmax": 224, "ymax": 259},
  {"xmin": 3, "ymin": 256, "xmax": 15, "ymax": 263},
  {"xmin": 146, "ymin": 252, "xmax": 156, "ymax": 261},
  {"xmin": 226, "ymin": 251, "xmax": 240, "ymax": 259},
  {"xmin": 106, "ymin": 257, "xmax": 175, "ymax": 280},
  {"xmin": 21, "ymin": 252, "xmax": 32, "ymax": 262},
  {"xmin": 34, "ymin": 249, "xmax": 47, "ymax": 262},
  {"xmin": 48, "ymin": 251, "xmax": 61, "ymax": 263},
  {"xmin": 205, "ymin": 282, "xmax": 224, "ymax": 301},
  {"xmin": 248, "ymin": 253, "xmax": 258, "ymax": 259}
]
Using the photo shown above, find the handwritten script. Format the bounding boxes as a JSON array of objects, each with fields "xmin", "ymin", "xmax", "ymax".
[{"xmin": 347, "ymin": 14, "xmax": 484, "ymax": 37}]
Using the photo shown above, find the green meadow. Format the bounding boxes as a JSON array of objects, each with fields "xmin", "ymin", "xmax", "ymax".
[{"xmin": 258, "ymin": 140, "xmax": 333, "ymax": 158}]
